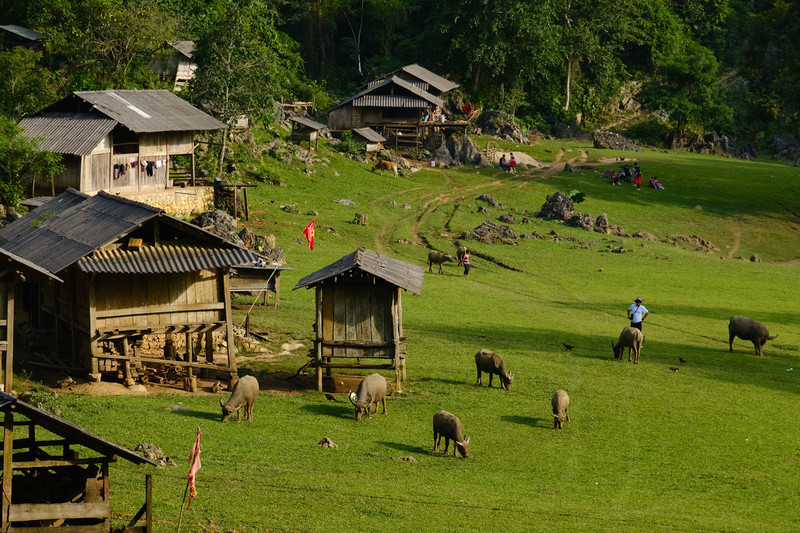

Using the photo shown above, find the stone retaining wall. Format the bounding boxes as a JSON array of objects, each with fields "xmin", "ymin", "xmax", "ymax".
[{"xmin": 119, "ymin": 186, "xmax": 214, "ymax": 217}]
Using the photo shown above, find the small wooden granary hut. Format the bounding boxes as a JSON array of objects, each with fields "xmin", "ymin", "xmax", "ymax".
[
  {"xmin": 288, "ymin": 116, "xmax": 326, "ymax": 151},
  {"xmin": 351, "ymin": 127, "xmax": 386, "ymax": 153},
  {"xmin": 0, "ymin": 392, "xmax": 155, "ymax": 531},
  {"xmin": 18, "ymin": 90, "xmax": 225, "ymax": 194},
  {"xmin": 293, "ymin": 247, "xmax": 423, "ymax": 392},
  {"xmin": 150, "ymin": 40, "xmax": 197, "ymax": 92},
  {"xmin": 0, "ymin": 189, "xmax": 256, "ymax": 388}
]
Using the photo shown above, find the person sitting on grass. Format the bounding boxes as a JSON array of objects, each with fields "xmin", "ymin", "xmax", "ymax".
[
  {"xmin": 499, "ymin": 154, "xmax": 509, "ymax": 172},
  {"xmin": 649, "ymin": 177, "xmax": 665, "ymax": 190},
  {"xmin": 611, "ymin": 172, "xmax": 621, "ymax": 186}
]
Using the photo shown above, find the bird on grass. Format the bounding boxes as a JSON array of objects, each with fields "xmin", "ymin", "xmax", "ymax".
[
  {"xmin": 324, "ymin": 392, "xmax": 338, "ymax": 402},
  {"xmin": 563, "ymin": 343, "xmax": 575, "ymax": 352},
  {"xmin": 679, "ymin": 357, "xmax": 687, "ymax": 364},
  {"xmin": 669, "ymin": 366, "xmax": 679, "ymax": 372}
]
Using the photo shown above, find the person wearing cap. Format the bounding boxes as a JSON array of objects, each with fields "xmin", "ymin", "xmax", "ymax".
[{"xmin": 627, "ymin": 297, "xmax": 649, "ymax": 331}]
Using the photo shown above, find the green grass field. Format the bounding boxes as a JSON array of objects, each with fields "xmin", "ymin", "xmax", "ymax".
[{"xmin": 19, "ymin": 136, "xmax": 800, "ymax": 532}]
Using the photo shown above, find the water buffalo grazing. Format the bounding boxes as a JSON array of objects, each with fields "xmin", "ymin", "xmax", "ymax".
[
  {"xmin": 428, "ymin": 250, "xmax": 454, "ymax": 274},
  {"xmin": 220, "ymin": 375, "xmax": 260, "ymax": 422},
  {"xmin": 371, "ymin": 160, "xmax": 398, "ymax": 178},
  {"xmin": 551, "ymin": 389, "xmax": 571, "ymax": 429},
  {"xmin": 456, "ymin": 245, "xmax": 467, "ymax": 266},
  {"xmin": 433, "ymin": 410, "xmax": 470, "ymax": 458},
  {"xmin": 612, "ymin": 326, "xmax": 644, "ymax": 364},
  {"xmin": 475, "ymin": 349, "xmax": 514, "ymax": 390},
  {"xmin": 728, "ymin": 316, "xmax": 777, "ymax": 357},
  {"xmin": 348, "ymin": 373, "xmax": 387, "ymax": 421}
]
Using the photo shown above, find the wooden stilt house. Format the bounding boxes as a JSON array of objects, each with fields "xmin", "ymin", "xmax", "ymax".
[
  {"xmin": 0, "ymin": 392, "xmax": 156, "ymax": 532},
  {"xmin": 0, "ymin": 250, "xmax": 155, "ymax": 531},
  {"xmin": 0, "ymin": 189, "xmax": 257, "ymax": 388},
  {"xmin": 293, "ymin": 247, "xmax": 424, "ymax": 392}
]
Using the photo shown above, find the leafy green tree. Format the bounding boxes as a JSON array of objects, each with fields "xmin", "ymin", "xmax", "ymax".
[
  {"xmin": 189, "ymin": 0, "xmax": 304, "ymax": 172},
  {"xmin": 0, "ymin": 117, "xmax": 64, "ymax": 206},
  {"xmin": 641, "ymin": 40, "xmax": 732, "ymax": 139},
  {"xmin": 0, "ymin": 48, "xmax": 58, "ymax": 120}
]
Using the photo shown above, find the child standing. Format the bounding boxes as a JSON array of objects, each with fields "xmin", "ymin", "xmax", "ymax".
[
  {"xmin": 462, "ymin": 249, "xmax": 471, "ymax": 276},
  {"xmin": 509, "ymin": 153, "xmax": 517, "ymax": 173}
]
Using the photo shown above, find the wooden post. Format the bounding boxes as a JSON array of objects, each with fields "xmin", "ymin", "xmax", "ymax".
[
  {"xmin": 2, "ymin": 410, "xmax": 13, "ymax": 528},
  {"xmin": 315, "ymin": 287, "xmax": 323, "ymax": 392},
  {"xmin": 392, "ymin": 288, "xmax": 402, "ymax": 393},
  {"xmin": 205, "ymin": 330, "xmax": 214, "ymax": 364},
  {"xmin": 243, "ymin": 186, "xmax": 249, "ymax": 221},
  {"xmin": 145, "ymin": 473, "xmax": 153, "ymax": 533},
  {"xmin": 220, "ymin": 268, "xmax": 237, "ymax": 379}
]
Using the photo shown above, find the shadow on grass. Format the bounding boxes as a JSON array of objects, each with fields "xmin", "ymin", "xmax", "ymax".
[
  {"xmin": 300, "ymin": 403, "xmax": 353, "ymax": 419},
  {"xmin": 501, "ymin": 414, "xmax": 551, "ymax": 429},
  {"xmin": 169, "ymin": 409, "xmax": 220, "ymax": 422},
  {"xmin": 378, "ymin": 441, "xmax": 435, "ymax": 456}
]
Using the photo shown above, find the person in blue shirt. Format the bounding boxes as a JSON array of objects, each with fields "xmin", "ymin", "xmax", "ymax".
[{"xmin": 627, "ymin": 297, "xmax": 649, "ymax": 331}]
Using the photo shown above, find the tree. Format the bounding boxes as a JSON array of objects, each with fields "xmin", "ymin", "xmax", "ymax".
[
  {"xmin": 641, "ymin": 40, "xmax": 732, "ymax": 140},
  {"xmin": 189, "ymin": 0, "xmax": 304, "ymax": 172},
  {"xmin": 0, "ymin": 48, "xmax": 58, "ymax": 120},
  {"xmin": 0, "ymin": 117, "xmax": 64, "ymax": 206}
]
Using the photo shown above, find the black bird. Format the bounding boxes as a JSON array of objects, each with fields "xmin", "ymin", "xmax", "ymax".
[
  {"xmin": 679, "ymin": 357, "xmax": 687, "ymax": 364},
  {"xmin": 324, "ymin": 393, "xmax": 338, "ymax": 402},
  {"xmin": 563, "ymin": 343, "xmax": 575, "ymax": 351},
  {"xmin": 669, "ymin": 366, "xmax": 679, "ymax": 372}
]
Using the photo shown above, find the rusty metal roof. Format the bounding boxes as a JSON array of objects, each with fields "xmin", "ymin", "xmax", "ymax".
[
  {"xmin": 352, "ymin": 127, "xmax": 386, "ymax": 143},
  {"xmin": 0, "ymin": 189, "xmax": 256, "ymax": 277},
  {"xmin": 0, "ymin": 24, "xmax": 46, "ymax": 41},
  {"xmin": 19, "ymin": 112, "xmax": 117, "ymax": 156},
  {"xmin": 293, "ymin": 247, "xmax": 423, "ymax": 294},
  {"xmin": 79, "ymin": 243, "xmax": 255, "ymax": 274},
  {"xmin": 34, "ymin": 90, "xmax": 225, "ymax": 134},
  {"xmin": 290, "ymin": 116, "xmax": 326, "ymax": 130},
  {"xmin": 0, "ymin": 392, "xmax": 154, "ymax": 465},
  {"xmin": 328, "ymin": 76, "xmax": 443, "ymax": 112}
]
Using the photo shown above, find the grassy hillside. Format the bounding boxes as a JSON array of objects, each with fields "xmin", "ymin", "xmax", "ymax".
[{"xmin": 21, "ymin": 135, "xmax": 800, "ymax": 532}]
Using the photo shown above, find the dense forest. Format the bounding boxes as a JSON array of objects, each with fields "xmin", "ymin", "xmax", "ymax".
[{"xmin": 1, "ymin": 0, "xmax": 798, "ymax": 194}]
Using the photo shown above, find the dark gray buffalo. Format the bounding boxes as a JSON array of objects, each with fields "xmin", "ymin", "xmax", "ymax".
[
  {"xmin": 728, "ymin": 316, "xmax": 777, "ymax": 357},
  {"xmin": 433, "ymin": 410, "xmax": 470, "ymax": 458},
  {"xmin": 475, "ymin": 349, "xmax": 514, "ymax": 389}
]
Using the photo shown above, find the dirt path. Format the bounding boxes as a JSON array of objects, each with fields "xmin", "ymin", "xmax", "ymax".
[{"xmin": 726, "ymin": 218, "xmax": 742, "ymax": 258}]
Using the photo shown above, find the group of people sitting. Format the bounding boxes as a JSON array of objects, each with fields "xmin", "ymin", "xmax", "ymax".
[
  {"xmin": 499, "ymin": 153, "xmax": 517, "ymax": 173},
  {"xmin": 609, "ymin": 163, "xmax": 663, "ymax": 190}
]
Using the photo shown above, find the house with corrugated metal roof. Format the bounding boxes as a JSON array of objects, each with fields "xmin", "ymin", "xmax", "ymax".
[
  {"xmin": 0, "ymin": 391, "xmax": 156, "ymax": 531},
  {"xmin": 18, "ymin": 90, "xmax": 225, "ymax": 195},
  {"xmin": 293, "ymin": 247, "xmax": 423, "ymax": 392},
  {"xmin": 0, "ymin": 188, "xmax": 257, "ymax": 388},
  {"xmin": 372, "ymin": 63, "xmax": 459, "ymax": 97},
  {"xmin": 327, "ymin": 65, "xmax": 462, "ymax": 147}
]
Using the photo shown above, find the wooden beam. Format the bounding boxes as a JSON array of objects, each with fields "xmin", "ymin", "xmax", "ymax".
[
  {"xmin": 95, "ymin": 301, "xmax": 224, "ymax": 319},
  {"xmin": 95, "ymin": 354, "xmax": 233, "ymax": 371},
  {"xmin": 12, "ymin": 458, "xmax": 113, "ymax": 468},
  {"xmin": 9, "ymin": 502, "xmax": 111, "ymax": 522},
  {"xmin": 316, "ymin": 363, "xmax": 395, "ymax": 370},
  {"xmin": 8, "ymin": 523, "xmax": 109, "ymax": 532}
]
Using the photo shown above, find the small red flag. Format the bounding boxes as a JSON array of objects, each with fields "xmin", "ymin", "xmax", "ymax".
[
  {"xmin": 187, "ymin": 427, "xmax": 202, "ymax": 509},
  {"xmin": 302, "ymin": 219, "xmax": 315, "ymax": 250}
]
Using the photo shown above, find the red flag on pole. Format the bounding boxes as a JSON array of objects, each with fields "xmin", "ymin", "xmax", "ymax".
[
  {"xmin": 187, "ymin": 427, "xmax": 202, "ymax": 509},
  {"xmin": 302, "ymin": 219, "xmax": 316, "ymax": 250}
]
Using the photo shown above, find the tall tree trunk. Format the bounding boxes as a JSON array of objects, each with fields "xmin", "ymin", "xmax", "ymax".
[{"xmin": 564, "ymin": 59, "xmax": 572, "ymax": 112}]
